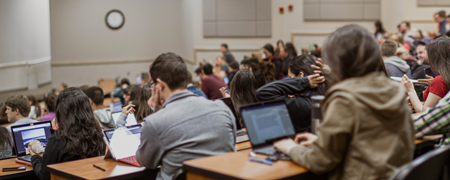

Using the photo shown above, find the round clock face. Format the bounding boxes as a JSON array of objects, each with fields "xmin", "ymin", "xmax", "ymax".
[{"xmin": 105, "ymin": 10, "xmax": 125, "ymax": 29}]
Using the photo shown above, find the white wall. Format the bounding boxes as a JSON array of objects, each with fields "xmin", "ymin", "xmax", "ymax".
[{"xmin": 0, "ymin": 0, "xmax": 52, "ymax": 92}]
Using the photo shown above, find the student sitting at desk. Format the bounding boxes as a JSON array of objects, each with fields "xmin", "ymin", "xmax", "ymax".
[
  {"xmin": 274, "ymin": 25, "xmax": 415, "ymax": 180},
  {"xmin": 135, "ymin": 83, "xmax": 153, "ymax": 123},
  {"xmin": 5, "ymin": 95, "xmax": 37, "ymax": 132},
  {"xmin": 401, "ymin": 36, "xmax": 450, "ymax": 113},
  {"xmin": 0, "ymin": 127, "xmax": 13, "ymax": 159},
  {"xmin": 256, "ymin": 55, "xmax": 328, "ymax": 133},
  {"xmin": 30, "ymin": 87, "xmax": 105, "ymax": 180},
  {"xmin": 136, "ymin": 52, "xmax": 236, "ymax": 180},
  {"xmin": 85, "ymin": 86, "xmax": 116, "ymax": 130},
  {"xmin": 39, "ymin": 94, "xmax": 56, "ymax": 122},
  {"xmin": 414, "ymin": 91, "xmax": 450, "ymax": 140}
]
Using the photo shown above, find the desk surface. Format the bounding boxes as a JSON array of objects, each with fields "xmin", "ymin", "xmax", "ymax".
[
  {"xmin": 235, "ymin": 141, "xmax": 251, "ymax": 151},
  {"xmin": 1, "ymin": 122, "xmax": 12, "ymax": 128},
  {"xmin": 184, "ymin": 149, "xmax": 321, "ymax": 180},
  {"xmin": 415, "ymin": 134, "xmax": 442, "ymax": 145},
  {"xmin": 0, "ymin": 158, "xmax": 34, "ymax": 178},
  {"xmin": 47, "ymin": 156, "xmax": 157, "ymax": 180}
]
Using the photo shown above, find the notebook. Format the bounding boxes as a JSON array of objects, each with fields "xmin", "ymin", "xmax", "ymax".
[
  {"xmin": 240, "ymin": 100, "xmax": 296, "ymax": 155},
  {"xmin": 103, "ymin": 124, "xmax": 142, "ymax": 167},
  {"xmin": 11, "ymin": 121, "xmax": 53, "ymax": 165}
]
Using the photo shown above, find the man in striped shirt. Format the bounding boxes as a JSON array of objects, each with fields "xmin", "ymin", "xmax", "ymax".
[{"xmin": 414, "ymin": 91, "xmax": 450, "ymax": 142}]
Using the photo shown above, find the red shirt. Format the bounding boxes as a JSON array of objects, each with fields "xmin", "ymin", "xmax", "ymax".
[
  {"xmin": 201, "ymin": 75, "xmax": 227, "ymax": 100},
  {"xmin": 423, "ymin": 75, "xmax": 447, "ymax": 101}
]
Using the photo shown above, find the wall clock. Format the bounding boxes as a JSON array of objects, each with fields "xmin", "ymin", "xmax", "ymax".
[{"xmin": 105, "ymin": 9, "xmax": 125, "ymax": 30}]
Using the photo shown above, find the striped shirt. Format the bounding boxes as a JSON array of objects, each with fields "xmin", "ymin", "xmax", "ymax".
[{"xmin": 414, "ymin": 91, "xmax": 450, "ymax": 138}]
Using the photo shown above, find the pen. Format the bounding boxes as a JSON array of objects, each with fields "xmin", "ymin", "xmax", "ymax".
[
  {"xmin": 249, "ymin": 157, "xmax": 273, "ymax": 165},
  {"xmin": 93, "ymin": 164, "xmax": 106, "ymax": 171}
]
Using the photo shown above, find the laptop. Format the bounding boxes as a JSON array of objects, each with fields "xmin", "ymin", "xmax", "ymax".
[
  {"xmin": 103, "ymin": 124, "xmax": 142, "ymax": 166},
  {"xmin": 11, "ymin": 121, "xmax": 53, "ymax": 164},
  {"xmin": 219, "ymin": 98, "xmax": 249, "ymax": 143},
  {"xmin": 240, "ymin": 100, "xmax": 296, "ymax": 155},
  {"xmin": 110, "ymin": 101, "xmax": 123, "ymax": 113},
  {"xmin": 111, "ymin": 112, "xmax": 138, "ymax": 126}
]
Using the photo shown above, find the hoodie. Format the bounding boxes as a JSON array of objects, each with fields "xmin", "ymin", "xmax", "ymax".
[
  {"xmin": 384, "ymin": 56, "xmax": 410, "ymax": 77},
  {"xmin": 93, "ymin": 109, "xmax": 116, "ymax": 130},
  {"xmin": 288, "ymin": 72, "xmax": 415, "ymax": 180}
]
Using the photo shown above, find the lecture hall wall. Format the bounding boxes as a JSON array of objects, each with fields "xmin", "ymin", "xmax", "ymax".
[{"xmin": 0, "ymin": 0, "xmax": 449, "ymax": 92}]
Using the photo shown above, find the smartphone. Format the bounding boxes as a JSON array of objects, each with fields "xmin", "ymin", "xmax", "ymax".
[
  {"xmin": 424, "ymin": 67, "xmax": 435, "ymax": 78},
  {"xmin": 2, "ymin": 167, "xmax": 26, "ymax": 172}
]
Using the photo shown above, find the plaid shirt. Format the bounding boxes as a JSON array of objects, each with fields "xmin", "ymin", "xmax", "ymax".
[{"xmin": 414, "ymin": 91, "xmax": 450, "ymax": 138}]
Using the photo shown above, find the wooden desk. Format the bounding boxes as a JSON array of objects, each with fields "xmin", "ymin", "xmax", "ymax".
[
  {"xmin": 0, "ymin": 158, "xmax": 37, "ymax": 179},
  {"xmin": 1, "ymin": 122, "xmax": 12, "ymax": 128},
  {"xmin": 99, "ymin": 79, "xmax": 117, "ymax": 95},
  {"xmin": 183, "ymin": 149, "xmax": 326, "ymax": 180},
  {"xmin": 235, "ymin": 141, "xmax": 251, "ymax": 151},
  {"xmin": 47, "ymin": 156, "xmax": 158, "ymax": 180}
]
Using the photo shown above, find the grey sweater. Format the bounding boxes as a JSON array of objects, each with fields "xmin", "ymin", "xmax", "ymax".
[
  {"xmin": 384, "ymin": 56, "xmax": 410, "ymax": 77},
  {"xmin": 136, "ymin": 91, "xmax": 236, "ymax": 180}
]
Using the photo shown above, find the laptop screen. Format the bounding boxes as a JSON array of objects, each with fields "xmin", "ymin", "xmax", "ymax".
[
  {"xmin": 241, "ymin": 101, "xmax": 295, "ymax": 146},
  {"xmin": 111, "ymin": 101, "xmax": 123, "ymax": 112},
  {"xmin": 103, "ymin": 124, "xmax": 142, "ymax": 143},
  {"xmin": 111, "ymin": 112, "xmax": 138, "ymax": 126},
  {"xmin": 11, "ymin": 121, "xmax": 52, "ymax": 156},
  {"xmin": 220, "ymin": 97, "xmax": 242, "ymax": 130}
]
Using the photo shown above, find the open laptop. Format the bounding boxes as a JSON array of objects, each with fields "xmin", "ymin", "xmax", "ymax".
[
  {"xmin": 110, "ymin": 101, "xmax": 123, "ymax": 113},
  {"xmin": 111, "ymin": 112, "xmax": 138, "ymax": 126},
  {"xmin": 103, "ymin": 124, "xmax": 142, "ymax": 166},
  {"xmin": 11, "ymin": 121, "xmax": 53, "ymax": 164},
  {"xmin": 219, "ymin": 98, "xmax": 249, "ymax": 143},
  {"xmin": 240, "ymin": 100, "xmax": 296, "ymax": 155}
]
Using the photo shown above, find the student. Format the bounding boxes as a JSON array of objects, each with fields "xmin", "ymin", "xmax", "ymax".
[
  {"xmin": 414, "ymin": 91, "xmax": 450, "ymax": 139},
  {"xmin": 273, "ymin": 24, "xmax": 415, "ymax": 179},
  {"xmin": 59, "ymin": 83, "xmax": 68, "ymax": 92},
  {"xmin": 85, "ymin": 87, "xmax": 116, "ymax": 130},
  {"xmin": 381, "ymin": 40, "xmax": 410, "ymax": 77},
  {"xmin": 283, "ymin": 43, "xmax": 296, "ymax": 77},
  {"xmin": 200, "ymin": 63, "xmax": 227, "ymax": 100},
  {"xmin": 186, "ymin": 72, "xmax": 207, "ymax": 98},
  {"xmin": 402, "ymin": 36, "xmax": 450, "ymax": 113},
  {"xmin": 435, "ymin": 11, "xmax": 448, "ymax": 35},
  {"xmin": 135, "ymin": 83, "xmax": 153, "ymax": 123},
  {"xmin": 263, "ymin": 44, "xmax": 284, "ymax": 80},
  {"xmin": 30, "ymin": 87, "xmax": 105, "ymax": 180},
  {"xmin": 28, "ymin": 95, "xmax": 41, "ymax": 119},
  {"xmin": 221, "ymin": 43, "xmax": 236, "ymax": 64},
  {"xmin": 0, "ymin": 127, "xmax": 13, "ymax": 159},
  {"xmin": 225, "ymin": 69, "xmax": 258, "ymax": 128},
  {"xmin": 227, "ymin": 61, "xmax": 240, "ymax": 87},
  {"xmin": 256, "ymin": 55, "xmax": 327, "ymax": 133},
  {"xmin": 5, "ymin": 95, "xmax": 37, "ymax": 132},
  {"xmin": 407, "ymin": 39, "xmax": 431, "ymax": 79},
  {"xmin": 39, "ymin": 94, "xmax": 56, "ymax": 122},
  {"xmin": 0, "ymin": 104, "xmax": 9, "ymax": 125},
  {"xmin": 136, "ymin": 52, "xmax": 236, "ymax": 180},
  {"xmin": 113, "ymin": 78, "xmax": 131, "ymax": 104},
  {"xmin": 374, "ymin": 20, "xmax": 387, "ymax": 42}
]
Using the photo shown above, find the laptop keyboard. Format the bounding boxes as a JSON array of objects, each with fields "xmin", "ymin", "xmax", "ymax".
[
  {"xmin": 18, "ymin": 155, "xmax": 32, "ymax": 162},
  {"xmin": 237, "ymin": 130, "xmax": 247, "ymax": 136},
  {"xmin": 119, "ymin": 156, "xmax": 141, "ymax": 167},
  {"xmin": 254, "ymin": 147, "xmax": 277, "ymax": 155}
]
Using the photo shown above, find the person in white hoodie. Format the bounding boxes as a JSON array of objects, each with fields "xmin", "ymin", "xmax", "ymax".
[
  {"xmin": 381, "ymin": 40, "xmax": 410, "ymax": 77},
  {"xmin": 85, "ymin": 86, "xmax": 116, "ymax": 130}
]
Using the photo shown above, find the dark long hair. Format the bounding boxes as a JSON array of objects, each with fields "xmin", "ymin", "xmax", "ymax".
[
  {"xmin": 136, "ymin": 84, "xmax": 153, "ymax": 123},
  {"xmin": 55, "ymin": 87, "xmax": 105, "ymax": 158},
  {"xmin": 230, "ymin": 69, "xmax": 258, "ymax": 127},
  {"xmin": 323, "ymin": 24, "xmax": 388, "ymax": 85},
  {"xmin": 247, "ymin": 58, "xmax": 267, "ymax": 89},
  {"xmin": 124, "ymin": 85, "xmax": 141, "ymax": 104},
  {"xmin": 0, "ymin": 127, "xmax": 12, "ymax": 150},
  {"xmin": 427, "ymin": 36, "xmax": 450, "ymax": 91},
  {"xmin": 285, "ymin": 42, "xmax": 298, "ymax": 57},
  {"xmin": 289, "ymin": 55, "xmax": 328, "ymax": 95},
  {"xmin": 374, "ymin": 20, "xmax": 386, "ymax": 35},
  {"xmin": 28, "ymin": 95, "xmax": 41, "ymax": 117}
]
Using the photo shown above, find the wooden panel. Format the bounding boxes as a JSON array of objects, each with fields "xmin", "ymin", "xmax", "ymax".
[
  {"xmin": 187, "ymin": 171, "xmax": 218, "ymax": 180},
  {"xmin": 256, "ymin": 22, "xmax": 271, "ymax": 36},
  {"xmin": 364, "ymin": 4, "xmax": 380, "ymax": 20},
  {"xmin": 217, "ymin": 0, "xmax": 255, "ymax": 20},
  {"xmin": 235, "ymin": 141, "xmax": 251, "ymax": 151},
  {"xmin": 320, "ymin": 5, "xmax": 363, "ymax": 20},
  {"xmin": 304, "ymin": 4, "xmax": 320, "ymax": 20},
  {"xmin": 203, "ymin": 22, "xmax": 217, "ymax": 37},
  {"xmin": 98, "ymin": 79, "xmax": 116, "ymax": 95},
  {"xmin": 0, "ymin": 158, "xmax": 34, "ymax": 178},
  {"xmin": 203, "ymin": 0, "xmax": 217, "ymax": 21},
  {"xmin": 256, "ymin": 0, "xmax": 271, "ymax": 20}
]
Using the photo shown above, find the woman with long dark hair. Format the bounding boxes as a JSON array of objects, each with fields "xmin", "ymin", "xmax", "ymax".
[
  {"xmin": 136, "ymin": 83, "xmax": 153, "ymax": 123},
  {"xmin": 263, "ymin": 43, "xmax": 284, "ymax": 80},
  {"xmin": 374, "ymin": 20, "xmax": 387, "ymax": 42},
  {"xmin": 30, "ymin": 87, "xmax": 105, "ymax": 180},
  {"xmin": 0, "ymin": 127, "xmax": 13, "ymax": 159},
  {"xmin": 402, "ymin": 36, "xmax": 450, "ymax": 112},
  {"xmin": 283, "ymin": 43, "xmax": 298, "ymax": 77},
  {"xmin": 256, "ymin": 55, "xmax": 327, "ymax": 133},
  {"xmin": 274, "ymin": 24, "xmax": 414, "ymax": 179},
  {"xmin": 27, "ymin": 95, "xmax": 41, "ymax": 119},
  {"xmin": 229, "ymin": 69, "xmax": 258, "ymax": 128}
]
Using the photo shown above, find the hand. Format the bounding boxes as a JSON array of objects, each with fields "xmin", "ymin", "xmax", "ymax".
[
  {"xmin": 308, "ymin": 74, "xmax": 325, "ymax": 88},
  {"xmin": 220, "ymin": 87, "xmax": 230, "ymax": 98},
  {"xmin": 400, "ymin": 75, "xmax": 415, "ymax": 94},
  {"xmin": 273, "ymin": 138, "xmax": 297, "ymax": 154},
  {"xmin": 121, "ymin": 104, "xmax": 135, "ymax": 115},
  {"xmin": 311, "ymin": 59, "xmax": 331, "ymax": 73},
  {"xmin": 28, "ymin": 140, "xmax": 44, "ymax": 157},
  {"xmin": 148, "ymin": 84, "xmax": 164, "ymax": 112},
  {"xmin": 294, "ymin": 132, "xmax": 318, "ymax": 146},
  {"xmin": 418, "ymin": 75, "xmax": 434, "ymax": 86}
]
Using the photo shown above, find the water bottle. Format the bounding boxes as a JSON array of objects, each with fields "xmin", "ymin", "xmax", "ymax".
[{"xmin": 311, "ymin": 95, "xmax": 325, "ymax": 134}]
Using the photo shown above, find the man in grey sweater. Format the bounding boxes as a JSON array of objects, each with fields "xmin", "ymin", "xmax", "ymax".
[
  {"xmin": 381, "ymin": 40, "xmax": 410, "ymax": 77},
  {"xmin": 136, "ymin": 52, "xmax": 236, "ymax": 180}
]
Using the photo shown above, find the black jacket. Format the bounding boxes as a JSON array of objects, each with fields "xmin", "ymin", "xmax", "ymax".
[
  {"xmin": 406, "ymin": 63, "xmax": 430, "ymax": 79},
  {"xmin": 255, "ymin": 77, "xmax": 312, "ymax": 133},
  {"xmin": 31, "ymin": 134, "xmax": 105, "ymax": 180}
]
